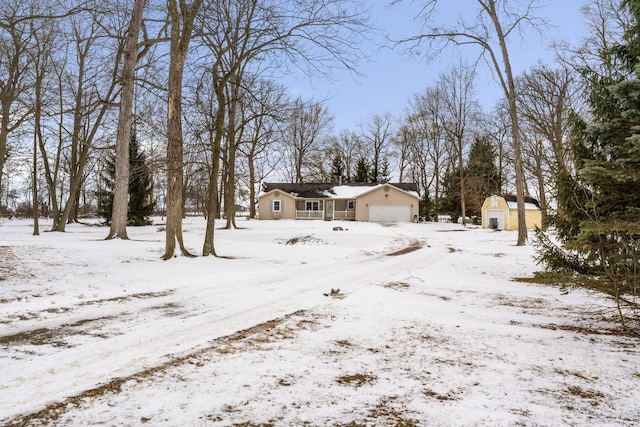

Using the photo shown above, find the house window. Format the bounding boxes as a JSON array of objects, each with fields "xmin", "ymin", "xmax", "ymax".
[
  {"xmin": 491, "ymin": 196, "xmax": 498, "ymax": 207},
  {"xmin": 347, "ymin": 200, "xmax": 355, "ymax": 210},
  {"xmin": 305, "ymin": 201, "xmax": 321, "ymax": 211},
  {"xmin": 272, "ymin": 200, "xmax": 282, "ymax": 212}
]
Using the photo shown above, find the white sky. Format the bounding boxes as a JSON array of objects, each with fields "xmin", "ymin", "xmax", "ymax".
[{"xmin": 288, "ymin": 0, "xmax": 588, "ymax": 132}]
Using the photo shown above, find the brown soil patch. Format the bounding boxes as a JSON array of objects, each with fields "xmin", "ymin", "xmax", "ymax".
[
  {"xmin": 2, "ymin": 310, "xmax": 312, "ymax": 426},
  {"xmin": 386, "ymin": 239, "xmax": 422, "ymax": 256}
]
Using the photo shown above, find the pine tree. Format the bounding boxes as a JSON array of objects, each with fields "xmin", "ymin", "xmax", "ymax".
[
  {"xmin": 96, "ymin": 157, "xmax": 115, "ymax": 225},
  {"xmin": 536, "ymin": 0, "xmax": 640, "ymax": 329},
  {"xmin": 330, "ymin": 153, "xmax": 345, "ymax": 183},
  {"xmin": 128, "ymin": 135, "xmax": 155, "ymax": 225},
  {"xmin": 378, "ymin": 156, "xmax": 391, "ymax": 184},
  {"xmin": 465, "ymin": 136, "xmax": 500, "ymax": 217},
  {"xmin": 96, "ymin": 135, "xmax": 154, "ymax": 226},
  {"xmin": 439, "ymin": 166, "xmax": 461, "ymax": 222},
  {"xmin": 352, "ymin": 157, "xmax": 369, "ymax": 183}
]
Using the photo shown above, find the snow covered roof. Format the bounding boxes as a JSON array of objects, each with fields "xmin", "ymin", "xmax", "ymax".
[
  {"xmin": 506, "ymin": 201, "xmax": 541, "ymax": 210},
  {"xmin": 260, "ymin": 182, "xmax": 420, "ymax": 199},
  {"xmin": 502, "ymin": 194, "xmax": 541, "ymax": 211}
]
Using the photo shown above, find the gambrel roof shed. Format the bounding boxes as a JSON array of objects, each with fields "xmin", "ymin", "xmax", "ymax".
[{"xmin": 481, "ymin": 194, "xmax": 542, "ymax": 231}]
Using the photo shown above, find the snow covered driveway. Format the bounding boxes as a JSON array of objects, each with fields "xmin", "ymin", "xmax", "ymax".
[{"xmin": 0, "ymin": 218, "xmax": 638, "ymax": 426}]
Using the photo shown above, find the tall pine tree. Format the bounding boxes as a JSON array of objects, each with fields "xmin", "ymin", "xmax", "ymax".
[
  {"xmin": 331, "ymin": 153, "xmax": 345, "ymax": 183},
  {"xmin": 536, "ymin": 0, "xmax": 640, "ymax": 330},
  {"xmin": 97, "ymin": 135, "xmax": 155, "ymax": 226},
  {"xmin": 352, "ymin": 157, "xmax": 369, "ymax": 183},
  {"xmin": 466, "ymin": 135, "xmax": 501, "ymax": 217},
  {"xmin": 439, "ymin": 166, "xmax": 462, "ymax": 222}
]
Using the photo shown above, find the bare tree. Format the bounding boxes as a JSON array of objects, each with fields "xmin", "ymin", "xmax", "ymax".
[
  {"xmin": 516, "ymin": 64, "xmax": 578, "ymax": 228},
  {"xmin": 395, "ymin": 0, "xmax": 548, "ymax": 244},
  {"xmin": 519, "ymin": 130, "xmax": 549, "ymax": 226},
  {"xmin": 567, "ymin": 0, "xmax": 630, "ymax": 84},
  {"xmin": 0, "ymin": 3, "xmax": 37, "ymax": 208},
  {"xmin": 27, "ymin": 15, "xmax": 59, "ymax": 234},
  {"xmin": 285, "ymin": 97, "xmax": 333, "ymax": 183},
  {"xmin": 107, "ymin": 0, "xmax": 146, "ymax": 240},
  {"xmin": 163, "ymin": 0, "xmax": 204, "ymax": 260},
  {"xmin": 238, "ymin": 78, "xmax": 288, "ymax": 219},
  {"xmin": 405, "ymin": 84, "xmax": 449, "ymax": 221},
  {"xmin": 517, "ymin": 64, "xmax": 576, "ymax": 176},
  {"xmin": 357, "ymin": 112, "xmax": 394, "ymax": 183},
  {"xmin": 36, "ymin": 10, "xmax": 122, "ymax": 232},
  {"xmin": 393, "ymin": 123, "xmax": 412, "ymax": 183},
  {"xmin": 437, "ymin": 63, "xmax": 479, "ymax": 226},
  {"xmin": 195, "ymin": 0, "xmax": 368, "ymax": 235},
  {"xmin": 481, "ymin": 101, "xmax": 511, "ymax": 195},
  {"xmin": 333, "ymin": 129, "xmax": 362, "ymax": 181}
]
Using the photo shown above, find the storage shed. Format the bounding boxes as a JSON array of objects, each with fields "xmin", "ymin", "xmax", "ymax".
[{"xmin": 481, "ymin": 195, "xmax": 542, "ymax": 231}]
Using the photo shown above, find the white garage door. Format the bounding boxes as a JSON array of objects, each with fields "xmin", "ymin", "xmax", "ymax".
[
  {"xmin": 369, "ymin": 205, "xmax": 411, "ymax": 222},
  {"xmin": 486, "ymin": 209, "xmax": 504, "ymax": 229}
]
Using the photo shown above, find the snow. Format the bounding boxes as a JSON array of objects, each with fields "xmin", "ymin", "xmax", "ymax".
[
  {"xmin": 507, "ymin": 201, "xmax": 540, "ymax": 211},
  {"xmin": 323, "ymin": 184, "xmax": 375, "ymax": 198},
  {"xmin": 0, "ymin": 217, "xmax": 638, "ymax": 426},
  {"xmin": 327, "ymin": 184, "xmax": 420, "ymax": 199}
]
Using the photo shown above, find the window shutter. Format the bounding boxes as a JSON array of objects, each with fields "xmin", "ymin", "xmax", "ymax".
[{"xmin": 270, "ymin": 200, "xmax": 273, "ymax": 212}]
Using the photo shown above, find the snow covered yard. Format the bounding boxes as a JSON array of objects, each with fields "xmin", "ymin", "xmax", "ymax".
[{"xmin": 0, "ymin": 217, "xmax": 638, "ymax": 426}]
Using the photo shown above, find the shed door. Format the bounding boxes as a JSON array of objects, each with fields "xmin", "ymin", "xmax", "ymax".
[
  {"xmin": 369, "ymin": 205, "xmax": 411, "ymax": 222},
  {"xmin": 486, "ymin": 209, "xmax": 504, "ymax": 230}
]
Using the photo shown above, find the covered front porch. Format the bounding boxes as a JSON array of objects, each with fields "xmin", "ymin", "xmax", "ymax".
[{"xmin": 294, "ymin": 199, "xmax": 356, "ymax": 221}]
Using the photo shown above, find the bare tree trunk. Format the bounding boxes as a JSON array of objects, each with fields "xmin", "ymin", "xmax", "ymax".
[
  {"xmin": 224, "ymin": 80, "xmax": 240, "ymax": 229},
  {"xmin": 248, "ymin": 151, "xmax": 256, "ymax": 219},
  {"xmin": 0, "ymin": 103, "xmax": 9, "ymax": 203},
  {"xmin": 485, "ymin": 1, "xmax": 527, "ymax": 244},
  {"xmin": 398, "ymin": 0, "xmax": 536, "ymax": 244},
  {"xmin": 32, "ymin": 127, "xmax": 39, "ymax": 236},
  {"xmin": 457, "ymin": 140, "xmax": 466, "ymax": 226},
  {"xmin": 202, "ymin": 89, "xmax": 225, "ymax": 257},
  {"xmin": 202, "ymin": 148, "xmax": 220, "ymax": 257},
  {"xmin": 52, "ymin": 44, "xmax": 119, "ymax": 231},
  {"xmin": 163, "ymin": 0, "xmax": 203, "ymax": 260},
  {"xmin": 107, "ymin": 0, "xmax": 146, "ymax": 240},
  {"xmin": 535, "ymin": 165, "xmax": 547, "ymax": 228},
  {"xmin": 41, "ymin": 80, "xmax": 63, "ymax": 230}
]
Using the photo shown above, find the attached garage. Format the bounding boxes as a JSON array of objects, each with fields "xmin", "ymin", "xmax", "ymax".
[
  {"xmin": 369, "ymin": 204, "xmax": 411, "ymax": 222},
  {"xmin": 258, "ymin": 182, "xmax": 421, "ymax": 222}
]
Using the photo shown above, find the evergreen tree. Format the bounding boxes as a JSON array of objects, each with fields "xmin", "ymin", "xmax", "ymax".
[
  {"xmin": 466, "ymin": 135, "xmax": 500, "ymax": 217},
  {"xmin": 536, "ymin": 0, "xmax": 640, "ymax": 329},
  {"xmin": 378, "ymin": 156, "xmax": 391, "ymax": 183},
  {"xmin": 439, "ymin": 166, "xmax": 462, "ymax": 222},
  {"xmin": 96, "ymin": 158, "xmax": 116, "ymax": 225},
  {"xmin": 128, "ymin": 135, "xmax": 155, "ymax": 225},
  {"xmin": 330, "ymin": 153, "xmax": 345, "ymax": 183},
  {"xmin": 439, "ymin": 137, "xmax": 500, "ymax": 222},
  {"xmin": 553, "ymin": 112, "xmax": 594, "ymax": 242},
  {"xmin": 96, "ymin": 135, "xmax": 154, "ymax": 226},
  {"xmin": 419, "ymin": 191, "xmax": 433, "ymax": 221},
  {"xmin": 352, "ymin": 157, "xmax": 369, "ymax": 183}
]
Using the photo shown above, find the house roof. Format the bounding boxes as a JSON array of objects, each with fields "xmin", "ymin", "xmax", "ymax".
[{"xmin": 261, "ymin": 182, "xmax": 420, "ymax": 199}]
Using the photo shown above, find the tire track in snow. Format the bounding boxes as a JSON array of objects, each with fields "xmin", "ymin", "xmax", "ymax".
[{"xmin": 0, "ymin": 231, "xmax": 447, "ymax": 422}]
